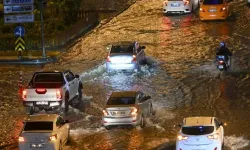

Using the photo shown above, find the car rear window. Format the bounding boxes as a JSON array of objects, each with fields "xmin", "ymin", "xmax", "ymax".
[
  {"xmin": 203, "ymin": 0, "xmax": 223, "ymax": 4},
  {"xmin": 24, "ymin": 122, "xmax": 53, "ymax": 131},
  {"xmin": 111, "ymin": 45, "xmax": 134, "ymax": 53},
  {"xmin": 182, "ymin": 126, "xmax": 214, "ymax": 135},
  {"xmin": 34, "ymin": 73, "xmax": 63, "ymax": 82},
  {"xmin": 107, "ymin": 97, "xmax": 135, "ymax": 105}
]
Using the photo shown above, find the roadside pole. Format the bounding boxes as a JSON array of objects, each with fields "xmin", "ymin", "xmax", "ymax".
[
  {"xmin": 39, "ymin": 0, "xmax": 46, "ymax": 58},
  {"xmin": 19, "ymin": 71, "xmax": 23, "ymax": 97}
]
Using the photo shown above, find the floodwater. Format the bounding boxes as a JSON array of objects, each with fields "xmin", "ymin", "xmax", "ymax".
[{"xmin": 1, "ymin": 0, "xmax": 250, "ymax": 149}]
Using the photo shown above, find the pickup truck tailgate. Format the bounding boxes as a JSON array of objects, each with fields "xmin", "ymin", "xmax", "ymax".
[{"xmin": 24, "ymin": 88, "xmax": 61, "ymax": 101}]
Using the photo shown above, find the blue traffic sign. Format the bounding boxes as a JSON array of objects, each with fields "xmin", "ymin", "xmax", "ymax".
[
  {"xmin": 14, "ymin": 26, "xmax": 25, "ymax": 37},
  {"xmin": 4, "ymin": 0, "xmax": 34, "ymax": 5}
]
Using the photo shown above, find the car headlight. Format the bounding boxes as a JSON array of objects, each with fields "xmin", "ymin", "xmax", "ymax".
[
  {"xmin": 207, "ymin": 134, "xmax": 219, "ymax": 139},
  {"xmin": 177, "ymin": 135, "xmax": 189, "ymax": 140}
]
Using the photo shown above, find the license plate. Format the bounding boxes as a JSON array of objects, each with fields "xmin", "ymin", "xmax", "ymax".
[
  {"xmin": 171, "ymin": 3, "xmax": 180, "ymax": 7},
  {"xmin": 112, "ymin": 111, "xmax": 126, "ymax": 115},
  {"xmin": 208, "ymin": 9, "xmax": 217, "ymax": 12},
  {"xmin": 218, "ymin": 65, "xmax": 224, "ymax": 69},
  {"xmin": 36, "ymin": 101, "xmax": 48, "ymax": 105}
]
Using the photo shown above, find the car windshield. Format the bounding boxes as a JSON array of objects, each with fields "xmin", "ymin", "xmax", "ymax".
[
  {"xmin": 107, "ymin": 97, "xmax": 135, "ymax": 105},
  {"xmin": 34, "ymin": 73, "xmax": 63, "ymax": 82},
  {"xmin": 182, "ymin": 126, "xmax": 214, "ymax": 135},
  {"xmin": 24, "ymin": 122, "xmax": 53, "ymax": 131},
  {"xmin": 111, "ymin": 45, "xmax": 134, "ymax": 53},
  {"xmin": 203, "ymin": 0, "xmax": 223, "ymax": 5}
]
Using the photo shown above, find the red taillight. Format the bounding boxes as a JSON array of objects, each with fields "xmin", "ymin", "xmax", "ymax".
[
  {"xmin": 220, "ymin": 7, "xmax": 226, "ymax": 11},
  {"xmin": 102, "ymin": 109, "xmax": 108, "ymax": 116},
  {"xmin": 56, "ymin": 89, "xmax": 62, "ymax": 99},
  {"xmin": 18, "ymin": 136, "xmax": 25, "ymax": 142},
  {"xmin": 219, "ymin": 61, "xmax": 224, "ymax": 64},
  {"xmin": 130, "ymin": 107, "xmax": 138, "ymax": 115},
  {"xmin": 22, "ymin": 90, "xmax": 27, "ymax": 100},
  {"xmin": 35, "ymin": 88, "xmax": 47, "ymax": 94},
  {"xmin": 200, "ymin": 8, "xmax": 205, "ymax": 12},
  {"xmin": 107, "ymin": 55, "xmax": 111, "ymax": 62},
  {"xmin": 132, "ymin": 55, "xmax": 136, "ymax": 62},
  {"xmin": 49, "ymin": 134, "xmax": 57, "ymax": 141},
  {"xmin": 184, "ymin": 0, "xmax": 189, "ymax": 5}
]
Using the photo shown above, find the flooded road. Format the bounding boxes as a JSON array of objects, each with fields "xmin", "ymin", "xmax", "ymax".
[{"xmin": 1, "ymin": 0, "xmax": 250, "ymax": 149}]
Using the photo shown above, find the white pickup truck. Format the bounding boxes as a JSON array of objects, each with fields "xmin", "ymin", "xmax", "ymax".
[{"xmin": 22, "ymin": 70, "xmax": 83, "ymax": 114}]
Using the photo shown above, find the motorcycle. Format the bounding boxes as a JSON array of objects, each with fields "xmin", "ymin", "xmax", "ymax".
[{"xmin": 216, "ymin": 55, "xmax": 230, "ymax": 71}]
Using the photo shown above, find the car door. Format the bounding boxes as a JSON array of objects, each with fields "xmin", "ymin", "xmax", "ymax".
[
  {"xmin": 214, "ymin": 118, "xmax": 224, "ymax": 143},
  {"xmin": 68, "ymin": 71, "xmax": 78, "ymax": 95},
  {"xmin": 134, "ymin": 42, "xmax": 143, "ymax": 63},
  {"xmin": 56, "ymin": 117, "xmax": 68, "ymax": 144},
  {"xmin": 137, "ymin": 92, "xmax": 148, "ymax": 115},
  {"xmin": 64, "ymin": 72, "xmax": 75, "ymax": 100}
]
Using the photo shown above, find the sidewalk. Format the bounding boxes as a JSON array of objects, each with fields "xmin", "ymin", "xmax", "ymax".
[{"xmin": 0, "ymin": 51, "xmax": 60, "ymax": 65}]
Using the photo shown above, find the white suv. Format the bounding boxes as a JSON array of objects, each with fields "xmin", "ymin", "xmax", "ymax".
[{"xmin": 176, "ymin": 117, "xmax": 224, "ymax": 150}]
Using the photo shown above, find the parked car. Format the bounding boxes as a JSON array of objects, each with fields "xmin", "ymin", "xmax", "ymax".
[
  {"xmin": 102, "ymin": 91, "xmax": 153, "ymax": 130},
  {"xmin": 199, "ymin": 0, "xmax": 233, "ymax": 20},
  {"xmin": 22, "ymin": 70, "xmax": 83, "ymax": 114},
  {"xmin": 176, "ymin": 117, "xmax": 224, "ymax": 150},
  {"xmin": 163, "ymin": 0, "xmax": 200, "ymax": 15},
  {"xmin": 106, "ymin": 41, "xmax": 146, "ymax": 72},
  {"xmin": 18, "ymin": 114, "xmax": 70, "ymax": 150}
]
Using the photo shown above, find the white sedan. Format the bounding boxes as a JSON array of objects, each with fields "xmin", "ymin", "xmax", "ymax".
[
  {"xmin": 163, "ymin": 0, "xmax": 199, "ymax": 14},
  {"xmin": 18, "ymin": 114, "xmax": 70, "ymax": 150},
  {"xmin": 176, "ymin": 117, "xmax": 224, "ymax": 150},
  {"xmin": 106, "ymin": 41, "xmax": 146, "ymax": 72}
]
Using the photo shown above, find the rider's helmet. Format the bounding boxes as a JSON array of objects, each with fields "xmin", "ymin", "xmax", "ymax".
[{"xmin": 219, "ymin": 42, "xmax": 225, "ymax": 48}]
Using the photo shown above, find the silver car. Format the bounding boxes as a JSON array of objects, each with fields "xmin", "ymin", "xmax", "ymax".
[
  {"xmin": 18, "ymin": 114, "xmax": 70, "ymax": 150},
  {"xmin": 106, "ymin": 41, "xmax": 146, "ymax": 72},
  {"xmin": 102, "ymin": 91, "xmax": 153, "ymax": 130}
]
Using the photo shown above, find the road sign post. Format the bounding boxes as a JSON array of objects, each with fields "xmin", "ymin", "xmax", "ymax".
[
  {"xmin": 3, "ymin": 0, "xmax": 35, "ymax": 59},
  {"xmin": 15, "ymin": 37, "xmax": 25, "ymax": 59},
  {"xmin": 39, "ymin": 0, "xmax": 46, "ymax": 58}
]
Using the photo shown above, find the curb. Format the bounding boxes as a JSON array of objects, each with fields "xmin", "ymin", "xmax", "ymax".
[{"xmin": 0, "ymin": 57, "xmax": 57, "ymax": 65}]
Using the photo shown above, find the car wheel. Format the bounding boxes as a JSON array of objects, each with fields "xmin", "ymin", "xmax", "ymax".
[
  {"xmin": 66, "ymin": 130, "xmax": 70, "ymax": 144},
  {"xmin": 77, "ymin": 87, "xmax": 82, "ymax": 102},
  {"xmin": 62, "ymin": 94, "xmax": 69, "ymax": 114},
  {"xmin": 59, "ymin": 141, "xmax": 62, "ymax": 150},
  {"xmin": 140, "ymin": 115, "xmax": 145, "ymax": 128},
  {"xmin": 26, "ymin": 107, "xmax": 34, "ymax": 115},
  {"xmin": 149, "ymin": 103, "xmax": 154, "ymax": 116},
  {"xmin": 105, "ymin": 126, "xmax": 111, "ymax": 130}
]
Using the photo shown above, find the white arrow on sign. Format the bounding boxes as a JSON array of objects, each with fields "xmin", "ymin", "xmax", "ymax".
[
  {"xmin": 4, "ymin": 5, "xmax": 34, "ymax": 14},
  {"xmin": 3, "ymin": 0, "xmax": 34, "ymax": 5},
  {"xmin": 4, "ymin": 14, "xmax": 34, "ymax": 24}
]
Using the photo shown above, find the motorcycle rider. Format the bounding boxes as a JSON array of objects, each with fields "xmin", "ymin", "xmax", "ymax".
[{"xmin": 216, "ymin": 42, "xmax": 232, "ymax": 67}]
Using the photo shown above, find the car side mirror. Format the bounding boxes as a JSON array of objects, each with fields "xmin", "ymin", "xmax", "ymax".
[
  {"xmin": 141, "ymin": 46, "xmax": 146, "ymax": 49},
  {"xmin": 106, "ymin": 45, "xmax": 112, "ymax": 52},
  {"xmin": 75, "ymin": 74, "xmax": 80, "ymax": 78},
  {"xmin": 175, "ymin": 123, "xmax": 182, "ymax": 128}
]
